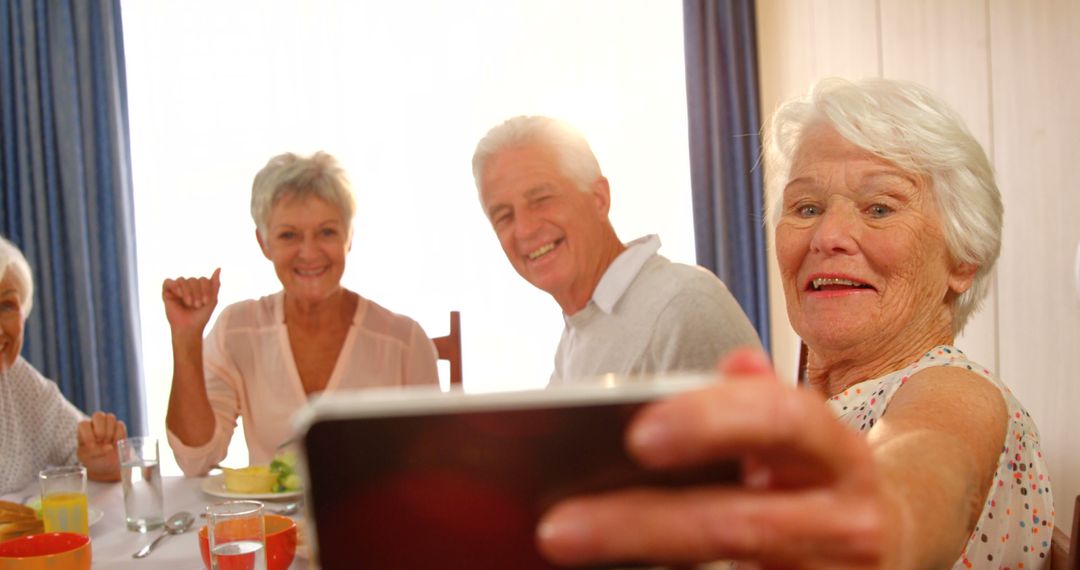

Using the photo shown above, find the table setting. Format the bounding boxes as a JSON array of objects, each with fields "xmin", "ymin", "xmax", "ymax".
[{"xmin": 0, "ymin": 437, "xmax": 309, "ymax": 569}]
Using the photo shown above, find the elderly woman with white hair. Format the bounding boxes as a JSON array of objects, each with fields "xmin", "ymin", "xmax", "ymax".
[
  {"xmin": 536, "ymin": 78, "xmax": 1053, "ymax": 568},
  {"xmin": 164, "ymin": 151, "xmax": 439, "ymax": 476},
  {"xmin": 0, "ymin": 236, "xmax": 126, "ymax": 494}
]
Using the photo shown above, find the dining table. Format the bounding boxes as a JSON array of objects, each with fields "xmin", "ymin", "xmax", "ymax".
[{"xmin": 1, "ymin": 475, "xmax": 311, "ymax": 569}]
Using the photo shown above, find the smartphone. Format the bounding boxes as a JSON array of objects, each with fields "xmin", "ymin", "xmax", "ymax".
[{"xmin": 294, "ymin": 376, "xmax": 738, "ymax": 569}]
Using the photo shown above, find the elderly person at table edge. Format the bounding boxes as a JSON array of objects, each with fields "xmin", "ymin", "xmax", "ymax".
[
  {"xmin": 164, "ymin": 151, "xmax": 439, "ymax": 476},
  {"xmin": 536, "ymin": 78, "xmax": 1053, "ymax": 569},
  {"xmin": 0, "ymin": 235, "xmax": 126, "ymax": 494},
  {"xmin": 473, "ymin": 116, "xmax": 760, "ymax": 384}
]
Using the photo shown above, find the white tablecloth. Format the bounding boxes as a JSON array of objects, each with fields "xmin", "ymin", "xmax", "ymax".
[{"xmin": 2, "ymin": 476, "xmax": 309, "ymax": 569}]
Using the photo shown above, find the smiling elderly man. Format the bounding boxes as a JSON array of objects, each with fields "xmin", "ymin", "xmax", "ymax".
[{"xmin": 473, "ymin": 116, "xmax": 760, "ymax": 384}]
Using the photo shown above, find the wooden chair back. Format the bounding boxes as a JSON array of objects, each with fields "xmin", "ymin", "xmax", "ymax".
[
  {"xmin": 431, "ymin": 311, "xmax": 463, "ymax": 387},
  {"xmin": 797, "ymin": 340, "xmax": 809, "ymax": 385},
  {"xmin": 1051, "ymin": 495, "xmax": 1080, "ymax": 569}
]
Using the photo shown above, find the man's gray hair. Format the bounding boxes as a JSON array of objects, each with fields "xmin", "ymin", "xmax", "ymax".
[
  {"xmin": 763, "ymin": 77, "xmax": 1003, "ymax": 334},
  {"xmin": 250, "ymin": 151, "xmax": 356, "ymax": 240},
  {"xmin": 472, "ymin": 115, "xmax": 602, "ymax": 193},
  {"xmin": 0, "ymin": 235, "xmax": 34, "ymax": 319}
]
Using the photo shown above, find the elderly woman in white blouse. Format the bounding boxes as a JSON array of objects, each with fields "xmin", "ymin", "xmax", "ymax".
[
  {"xmin": 0, "ymin": 236, "xmax": 126, "ymax": 494},
  {"xmin": 163, "ymin": 151, "xmax": 439, "ymax": 476}
]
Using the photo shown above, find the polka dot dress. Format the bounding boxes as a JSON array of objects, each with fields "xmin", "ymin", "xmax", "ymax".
[
  {"xmin": 827, "ymin": 345, "xmax": 1053, "ymax": 569},
  {"xmin": 0, "ymin": 356, "xmax": 84, "ymax": 494}
]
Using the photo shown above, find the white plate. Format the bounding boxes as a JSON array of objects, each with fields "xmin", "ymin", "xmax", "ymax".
[{"xmin": 200, "ymin": 474, "xmax": 302, "ymax": 500}]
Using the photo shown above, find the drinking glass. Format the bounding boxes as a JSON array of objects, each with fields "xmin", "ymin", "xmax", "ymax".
[
  {"xmin": 205, "ymin": 500, "xmax": 267, "ymax": 570},
  {"xmin": 38, "ymin": 465, "xmax": 88, "ymax": 535},
  {"xmin": 117, "ymin": 436, "xmax": 165, "ymax": 531}
]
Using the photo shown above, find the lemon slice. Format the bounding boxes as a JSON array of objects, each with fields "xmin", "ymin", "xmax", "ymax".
[{"xmin": 222, "ymin": 465, "xmax": 277, "ymax": 494}]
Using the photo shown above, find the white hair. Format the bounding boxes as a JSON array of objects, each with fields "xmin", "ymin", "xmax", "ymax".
[
  {"xmin": 0, "ymin": 235, "xmax": 34, "ymax": 319},
  {"xmin": 472, "ymin": 115, "xmax": 602, "ymax": 193},
  {"xmin": 763, "ymin": 77, "xmax": 1003, "ymax": 333},
  {"xmin": 250, "ymin": 151, "xmax": 356, "ymax": 239}
]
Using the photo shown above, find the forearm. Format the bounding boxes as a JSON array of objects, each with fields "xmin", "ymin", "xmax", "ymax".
[{"xmin": 165, "ymin": 332, "xmax": 216, "ymax": 446}]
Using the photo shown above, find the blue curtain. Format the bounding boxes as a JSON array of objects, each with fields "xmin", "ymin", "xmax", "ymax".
[
  {"xmin": 683, "ymin": 0, "xmax": 770, "ymax": 350},
  {"xmin": 0, "ymin": 0, "xmax": 145, "ymax": 434}
]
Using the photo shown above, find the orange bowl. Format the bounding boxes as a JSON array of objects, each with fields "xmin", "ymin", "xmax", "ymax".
[
  {"xmin": 0, "ymin": 532, "xmax": 91, "ymax": 570},
  {"xmin": 199, "ymin": 514, "xmax": 297, "ymax": 570}
]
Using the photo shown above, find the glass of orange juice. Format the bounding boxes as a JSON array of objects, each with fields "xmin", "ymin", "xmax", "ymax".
[{"xmin": 38, "ymin": 465, "xmax": 88, "ymax": 535}]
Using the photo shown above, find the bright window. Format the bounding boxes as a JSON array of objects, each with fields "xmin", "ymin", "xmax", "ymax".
[{"xmin": 122, "ymin": 0, "xmax": 694, "ymax": 474}]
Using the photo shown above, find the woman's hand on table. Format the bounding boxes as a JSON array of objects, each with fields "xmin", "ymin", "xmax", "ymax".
[
  {"xmin": 536, "ymin": 348, "xmax": 896, "ymax": 569},
  {"xmin": 78, "ymin": 411, "xmax": 128, "ymax": 482}
]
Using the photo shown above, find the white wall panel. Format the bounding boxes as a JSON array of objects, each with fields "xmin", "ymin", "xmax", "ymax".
[{"xmin": 989, "ymin": 0, "xmax": 1080, "ymax": 535}]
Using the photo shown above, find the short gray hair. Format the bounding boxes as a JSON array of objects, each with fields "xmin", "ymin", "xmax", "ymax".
[
  {"xmin": 472, "ymin": 115, "xmax": 602, "ymax": 193},
  {"xmin": 763, "ymin": 77, "xmax": 1003, "ymax": 333},
  {"xmin": 250, "ymin": 151, "xmax": 356, "ymax": 239},
  {"xmin": 0, "ymin": 235, "xmax": 34, "ymax": 319}
]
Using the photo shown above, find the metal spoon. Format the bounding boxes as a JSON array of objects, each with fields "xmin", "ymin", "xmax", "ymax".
[
  {"xmin": 132, "ymin": 511, "xmax": 194, "ymax": 559},
  {"xmin": 270, "ymin": 501, "xmax": 301, "ymax": 516}
]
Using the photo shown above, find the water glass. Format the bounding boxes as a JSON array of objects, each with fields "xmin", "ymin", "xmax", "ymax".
[
  {"xmin": 205, "ymin": 501, "xmax": 267, "ymax": 570},
  {"xmin": 117, "ymin": 436, "xmax": 165, "ymax": 532},
  {"xmin": 38, "ymin": 465, "xmax": 88, "ymax": 535}
]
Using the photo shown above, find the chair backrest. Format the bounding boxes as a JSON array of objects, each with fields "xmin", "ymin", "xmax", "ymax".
[
  {"xmin": 1071, "ymin": 495, "xmax": 1080, "ymax": 569},
  {"xmin": 1052, "ymin": 495, "xmax": 1080, "ymax": 569},
  {"xmin": 797, "ymin": 340, "xmax": 809, "ymax": 385},
  {"xmin": 431, "ymin": 311, "xmax": 463, "ymax": 387}
]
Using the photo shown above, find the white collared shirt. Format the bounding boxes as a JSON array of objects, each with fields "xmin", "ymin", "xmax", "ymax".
[{"xmin": 551, "ymin": 234, "xmax": 760, "ymax": 384}]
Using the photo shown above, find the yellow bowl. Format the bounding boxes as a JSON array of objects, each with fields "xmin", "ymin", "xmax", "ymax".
[{"xmin": 222, "ymin": 466, "xmax": 276, "ymax": 494}]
